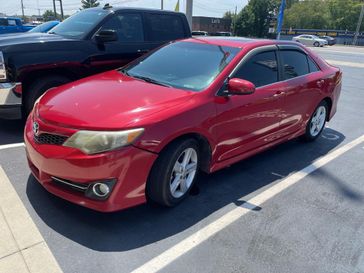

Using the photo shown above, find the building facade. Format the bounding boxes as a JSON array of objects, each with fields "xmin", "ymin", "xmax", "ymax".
[{"xmin": 192, "ymin": 16, "xmax": 231, "ymax": 34}]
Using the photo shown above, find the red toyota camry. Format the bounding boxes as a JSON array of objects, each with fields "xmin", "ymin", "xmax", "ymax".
[{"xmin": 25, "ymin": 37, "xmax": 342, "ymax": 212}]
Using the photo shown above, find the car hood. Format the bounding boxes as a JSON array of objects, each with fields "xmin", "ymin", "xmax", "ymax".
[
  {"xmin": 37, "ymin": 70, "xmax": 195, "ymax": 130},
  {"xmin": 0, "ymin": 33, "xmax": 72, "ymax": 47}
]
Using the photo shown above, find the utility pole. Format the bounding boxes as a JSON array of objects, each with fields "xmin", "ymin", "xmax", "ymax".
[
  {"xmin": 233, "ymin": 6, "xmax": 237, "ymax": 36},
  {"xmin": 58, "ymin": 0, "xmax": 64, "ymax": 20},
  {"xmin": 353, "ymin": 1, "xmax": 364, "ymax": 46},
  {"xmin": 53, "ymin": 0, "xmax": 57, "ymax": 20},
  {"xmin": 186, "ymin": 0, "xmax": 192, "ymax": 30},
  {"xmin": 21, "ymin": 0, "xmax": 25, "ymax": 19},
  {"xmin": 161, "ymin": 0, "xmax": 163, "ymax": 10}
]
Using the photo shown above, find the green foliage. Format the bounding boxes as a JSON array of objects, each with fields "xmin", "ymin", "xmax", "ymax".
[
  {"xmin": 42, "ymin": 10, "xmax": 60, "ymax": 21},
  {"xmin": 283, "ymin": 0, "xmax": 330, "ymax": 29},
  {"xmin": 81, "ymin": 0, "xmax": 100, "ymax": 9},
  {"xmin": 235, "ymin": 0, "xmax": 280, "ymax": 37},
  {"xmin": 284, "ymin": 0, "xmax": 364, "ymax": 31}
]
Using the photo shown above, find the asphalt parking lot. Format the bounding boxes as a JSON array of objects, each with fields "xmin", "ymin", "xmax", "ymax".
[{"xmin": 0, "ymin": 45, "xmax": 364, "ymax": 273}]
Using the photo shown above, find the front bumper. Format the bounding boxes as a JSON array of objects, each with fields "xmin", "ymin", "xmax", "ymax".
[
  {"xmin": 0, "ymin": 82, "xmax": 22, "ymax": 119},
  {"xmin": 24, "ymin": 116, "xmax": 158, "ymax": 212}
]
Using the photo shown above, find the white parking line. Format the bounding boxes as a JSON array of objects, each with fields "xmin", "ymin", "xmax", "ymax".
[
  {"xmin": 325, "ymin": 59, "xmax": 364, "ymax": 68},
  {"xmin": 0, "ymin": 143, "xmax": 24, "ymax": 151},
  {"xmin": 0, "ymin": 166, "xmax": 62, "ymax": 273},
  {"xmin": 131, "ymin": 134, "xmax": 364, "ymax": 273}
]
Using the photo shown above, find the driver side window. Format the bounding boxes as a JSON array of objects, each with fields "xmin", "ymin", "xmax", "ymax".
[
  {"xmin": 101, "ymin": 13, "xmax": 144, "ymax": 42},
  {"xmin": 233, "ymin": 51, "xmax": 278, "ymax": 88}
]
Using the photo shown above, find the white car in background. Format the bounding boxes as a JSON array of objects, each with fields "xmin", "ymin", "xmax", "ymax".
[{"xmin": 292, "ymin": 34, "xmax": 328, "ymax": 47}]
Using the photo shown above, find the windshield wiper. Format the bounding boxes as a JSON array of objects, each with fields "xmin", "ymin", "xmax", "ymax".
[{"xmin": 130, "ymin": 74, "xmax": 172, "ymax": 88}]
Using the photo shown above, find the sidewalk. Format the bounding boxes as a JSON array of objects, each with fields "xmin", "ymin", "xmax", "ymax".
[{"xmin": 0, "ymin": 166, "xmax": 62, "ymax": 273}]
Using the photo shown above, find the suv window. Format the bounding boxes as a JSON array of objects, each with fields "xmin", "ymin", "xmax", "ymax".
[
  {"xmin": 234, "ymin": 51, "xmax": 278, "ymax": 88},
  {"xmin": 145, "ymin": 14, "xmax": 185, "ymax": 41},
  {"xmin": 101, "ymin": 13, "xmax": 144, "ymax": 42},
  {"xmin": 8, "ymin": 19, "xmax": 17, "ymax": 26},
  {"xmin": 0, "ymin": 19, "xmax": 8, "ymax": 26},
  {"xmin": 281, "ymin": 50, "xmax": 309, "ymax": 79}
]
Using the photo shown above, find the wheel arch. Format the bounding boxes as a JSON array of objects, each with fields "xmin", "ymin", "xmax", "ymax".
[
  {"xmin": 157, "ymin": 132, "xmax": 213, "ymax": 174},
  {"xmin": 322, "ymin": 97, "xmax": 333, "ymax": 121},
  {"xmin": 21, "ymin": 68, "xmax": 78, "ymax": 100}
]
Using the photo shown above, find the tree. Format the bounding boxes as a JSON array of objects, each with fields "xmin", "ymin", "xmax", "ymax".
[
  {"xmin": 283, "ymin": 0, "xmax": 330, "ymax": 29},
  {"xmin": 235, "ymin": 0, "xmax": 280, "ymax": 37},
  {"xmin": 283, "ymin": 0, "xmax": 363, "ymax": 31},
  {"xmin": 327, "ymin": 0, "xmax": 363, "ymax": 31},
  {"xmin": 42, "ymin": 10, "xmax": 60, "ymax": 21},
  {"xmin": 81, "ymin": 0, "xmax": 100, "ymax": 9}
]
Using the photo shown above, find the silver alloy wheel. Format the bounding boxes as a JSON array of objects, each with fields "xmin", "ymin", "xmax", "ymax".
[
  {"xmin": 310, "ymin": 105, "xmax": 326, "ymax": 137},
  {"xmin": 169, "ymin": 147, "xmax": 198, "ymax": 198}
]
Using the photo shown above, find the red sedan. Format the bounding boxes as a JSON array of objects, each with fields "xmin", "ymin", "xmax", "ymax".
[{"xmin": 25, "ymin": 37, "xmax": 342, "ymax": 212}]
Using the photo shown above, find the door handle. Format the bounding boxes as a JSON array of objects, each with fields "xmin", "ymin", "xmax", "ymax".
[
  {"xmin": 273, "ymin": 91, "xmax": 285, "ymax": 97},
  {"xmin": 317, "ymin": 80, "xmax": 324, "ymax": 87}
]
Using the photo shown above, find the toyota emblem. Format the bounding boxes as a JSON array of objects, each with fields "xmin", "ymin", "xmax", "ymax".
[{"xmin": 33, "ymin": 122, "xmax": 39, "ymax": 136}]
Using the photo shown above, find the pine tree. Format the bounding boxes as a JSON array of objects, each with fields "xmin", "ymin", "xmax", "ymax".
[{"xmin": 81, "ymin": 0, "xmax": 100, "ymax": 9}]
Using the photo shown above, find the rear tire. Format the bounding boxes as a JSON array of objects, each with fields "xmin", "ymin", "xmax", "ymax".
[
  {"xmin": 302, "ymin": 101, "xmax": 328, "ymax": 142},
  {"xmin": 146, "ymin": 139, "xmax": 200, "ymax": 207},
  {"xmin": 23, "ymin": 75, "xmax": 70, "ymax": 117}
]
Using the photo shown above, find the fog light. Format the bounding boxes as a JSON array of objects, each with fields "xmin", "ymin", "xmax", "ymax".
[
  {"xmin": 85, "ymin": 179, "xmax": 116, "ymax": 200},
  {"xmin": 92, "ymin": 183, "xmax": 110, "ymax": 197}
]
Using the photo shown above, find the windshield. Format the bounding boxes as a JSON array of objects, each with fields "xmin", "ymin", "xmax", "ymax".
[
  {"xmin": 29, "ymin": 21, "xmax": 58, "ymax": 33},
  {"xmin": 122, "ymin": 42, "xmax": 240, "ymax": 91},
  {"xmin": 49, "ymin": 9, "xmax": 108, "ymax": 38}
]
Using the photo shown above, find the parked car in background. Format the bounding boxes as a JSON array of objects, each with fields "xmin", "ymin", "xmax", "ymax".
[
  {"xmin": 28, "ymin": 20, "xmax": 60, "ymax": 33},
  {"xmin": 212, "ymin": 31, "xmax": 232, "ymax": 36},
  {"xmin": 192, "ymin": 30, "xmax": 208, "ymax": 36},
  {"xmin": 0, "ymin": 5, "xmax": 191, "ymax": 119},
  {"xmin": 292, "ymin": 34, "xmax": 328, "ymax": 47},
  {"xmin": 0, "ymin": 17, "xmax": 35, "ymax": 34},
  {"xmin": 25, "ymin": 37, "xmax": 342, "ymax": 212},
  {"xmin": 319, "ymin": 35, "xmax": 336, "ymax": 46}
]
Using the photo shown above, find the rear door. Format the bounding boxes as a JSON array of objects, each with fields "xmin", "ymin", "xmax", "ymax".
[
  {"xmin": 143, "ymin": 12, "xmax": 189, "ymax": 51},
  {"xmin": 277, "ymin": 45, "xmax": 324, "ymax": 135}
]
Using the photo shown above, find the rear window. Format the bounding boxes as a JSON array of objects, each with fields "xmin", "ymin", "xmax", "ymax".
[
  {"xmin": 281, "ymin": 50, "xmax": 309, "ymax": 80},
  {"xmin": 145, "ymin": 14, "xmax": 185, "ymax": 41}
]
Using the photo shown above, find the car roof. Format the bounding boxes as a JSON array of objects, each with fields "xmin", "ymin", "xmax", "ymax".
[
  {"xmin": 86, "ymin": 6, "xmax": 185, "ymax": 15},
  {"xmin": 182, "ymin": 36, "xmax": 300, "ymax": 49}
]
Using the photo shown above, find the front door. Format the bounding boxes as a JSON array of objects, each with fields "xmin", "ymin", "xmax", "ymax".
[
  {"xmin": 213, "ymin": 48, "xmax": 285, "ymax": 162},
  {"xmin": 88, "ymin": 12, "xmax": 149, "ymax": 74}
]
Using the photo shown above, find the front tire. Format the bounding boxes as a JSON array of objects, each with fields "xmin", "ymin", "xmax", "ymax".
[
  {"xmin": 303, "ymin": 101, "xmax": 328, "ymax": 141},
  {"xmin": 313, "ymin": 41, "xmax": 320, "ymax": 47},
  {"xmin": 146, "ymin": 139, "xmax": 200, "ymax": 207}
]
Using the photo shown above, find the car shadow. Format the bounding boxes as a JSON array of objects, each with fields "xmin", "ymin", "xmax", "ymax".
[
  {"xmin": 0, "ymin": 118, "xmax": 25, "ymax": 145},
  {"xmin": 26, "ymin": 128, "xmax": 350, "ymax": 252}
]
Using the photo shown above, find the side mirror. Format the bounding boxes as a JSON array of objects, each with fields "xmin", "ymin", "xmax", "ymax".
[
  {"xmin": 227, "ymin": 78, "xmax": 255, "ymax": 95},
  {"xmin": 95, "ymin": 29, "xmax": 117, "ymax": 43}
]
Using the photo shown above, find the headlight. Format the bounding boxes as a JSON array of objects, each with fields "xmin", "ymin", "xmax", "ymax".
[
  {"xmin": 63, "ymin": 128, "xmax": 144, "ymax": 154},
  {"xmin": 0, "ymin": 52, "xmax": 6, "ymax": 81}
]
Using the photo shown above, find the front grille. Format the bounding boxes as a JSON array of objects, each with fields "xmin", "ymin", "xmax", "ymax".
[
  {"xmin": 52, "ymin": 176, "xmax": 89, "ymax": 192},
  {"xmin": 34, "ymin": 133, "xmax": 68, "ymax": 145}
]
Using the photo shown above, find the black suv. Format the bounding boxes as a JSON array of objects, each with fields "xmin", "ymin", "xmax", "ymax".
[{"xmin": 0, "ymin": 6, "xmax": 191, "ymax": 118}]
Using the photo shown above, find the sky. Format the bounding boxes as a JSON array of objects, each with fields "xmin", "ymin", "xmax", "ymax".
[{"xmin": 1, "ymin": 0, "xmax": 248, "ymax": 18}]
